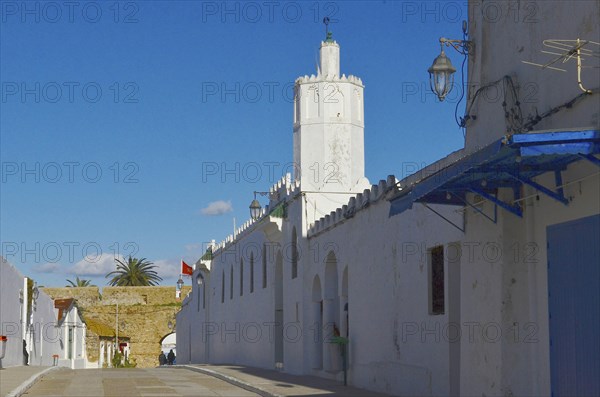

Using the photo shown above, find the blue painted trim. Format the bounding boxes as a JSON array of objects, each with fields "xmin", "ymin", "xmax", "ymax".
[
  {"xmin": 469, "ymin": 187, "xmax": 523, "ymax": 218},
  {"xmin": 389, "ymin": 130, "xmax": 599, "ymax": 218},
  {"xmin": 507, "ymin": 172, "xmax": 568, "ymax": 205},
  {"xmin": 510, "ymin": 130, "xmax": 599, "ymax": 145},
  {"xmin": 521, "ymin": 142, "xmax": 595, "ymax": 156},
  {"xmin": 389, "ymin": 140, "xmax": 503, "ymax": 216},
  {"xmin": 554, "ymin": 171, "xmax": 564, "ymax": 202},
  {"xmin": 582, "ymin": 154, "xmax": 600, "ymax": 167}
]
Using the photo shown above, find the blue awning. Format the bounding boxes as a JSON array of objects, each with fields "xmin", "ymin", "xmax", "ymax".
[{"xmin": 389, "ymin": 129, "xmax": 600, "ymax": 218}]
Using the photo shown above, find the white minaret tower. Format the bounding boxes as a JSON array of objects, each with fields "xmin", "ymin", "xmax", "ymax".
[{"xmin": 293, "ymin": 30, "xmax": 370, "ymax": 198}]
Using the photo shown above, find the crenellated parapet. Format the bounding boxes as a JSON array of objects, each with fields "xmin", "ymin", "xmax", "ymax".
[
  {"xmin": 293, "ymin": 38, "xmax": 366, "ymax": 194},
  {"xmin": 268, "ymin": 172, "xmax": 301, "ymax": 207},
  {"xmin": 212, "ymin": 173, "xmax": 300, "ymax": 257},
  {"xmin": 295, "ymin": 73, "xmax": 364, "ymax": 87},
  {"xmin": 307, "ymin": 175, "xmax": 399, "ymax": 237}
]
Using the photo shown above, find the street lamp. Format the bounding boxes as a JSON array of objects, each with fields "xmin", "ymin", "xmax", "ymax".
[
  {"xmin": 176, "ymin": 277, "xmax": 184, "ymax": 291},
  {"xmin": 428, "ymin": 21, "xmax": 472, "ymax": 102},
  {"xmin": 428, "ymin": 47, "xmax": 456, "ymax": 101},
  {"xmin": 249, "ymin": 198, "xmax": 261, "ymax": 221},
  {"xmin": 196, "ymin": 273, "xmax": 204, "ymax": 287},
  {"xmin": 249, "ymin": 191, "xmax": 269, "ymax": 221}
]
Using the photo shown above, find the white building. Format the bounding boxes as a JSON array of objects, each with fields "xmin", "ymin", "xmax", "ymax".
[
  {"xmin": 53, "ymin": 298, "xmax": 87, "ymax": 369},
  {"xmin": 179, "ymin": 2, "xmax": 599, "ymax": 395},
  {"xmin": 1, "ymin": 257, "xmax": 29, "ymax": 368},
  {"xmin": 387, "ymin": 1, "xmax": 600, "ymax": 396},
  {"xmin": 1, "ymin": 257, "xmax": 88, "ymax": 369},
  {"xmin": 25, "ymin": 288, "xmax": 64, "ymax": 367},
  {"xmin": 177, "ymin": 33, "xmax": 463, "ymax": 396}
]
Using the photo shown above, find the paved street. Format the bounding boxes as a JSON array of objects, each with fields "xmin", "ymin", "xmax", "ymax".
[
  {"xmin": 4, "ymin": 364, "xmax": 390, "ymax": 397},
  {"xmin": 184, "ymin": 364, "xmax": 389, "ymax": 396},
  {"xmin": 0, "ymin": 367, "xmax": 56, "ymax": 397},
  {"xmin": 21, "ymin": 367, "xmax": 259, "ymax": 397}
]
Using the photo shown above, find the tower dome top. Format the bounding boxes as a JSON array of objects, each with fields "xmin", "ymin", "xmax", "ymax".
[{"xmin": 325, "ymin": 30, "xmax": 334, "ymax": 43}]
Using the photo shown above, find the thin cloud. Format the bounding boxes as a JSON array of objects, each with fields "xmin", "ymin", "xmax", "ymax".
[
  {"xmin": 69, "ymin": 254, "xmax": 124, "ymax": 276},
  {"xmin": 153, "ymin": 259, "xmax": 181, "ymax": 278},
  {"xmin": 34, "ymin": 262, "xmax": 63, "ymax": 274},
  {"xmin": 200, "ymin": 200, "xmax": 233, "ymax": 216}
]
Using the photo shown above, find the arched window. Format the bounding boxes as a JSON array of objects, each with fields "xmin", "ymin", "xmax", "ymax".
[
  {"xmin": 250, "ymin": 252, "xmax": 255, "ymax": 293},
  {"xmin": 230, "ymin": 267, "xmax": 233, "ymax": 300},
  {"xmin": 240, "ymin": 258, "xmax": 244, "ymax": 296},
  {"xmin": 262, "ymin": 243, "xmax": 268, "ymax": 288},
  {"xmin": 196, "ymin": 276, "xmax": 204, "ymax": 311},
  {"xmin": 291, "ymin": 227, "xmax": 298, "ymax": 279},
  {"xmin": 200, "ymin": 274, "xmax": 206, "ymax": 309},
  {"xmin": 221, "ymin": 270, "xmax": 225, "ymax": 303}
]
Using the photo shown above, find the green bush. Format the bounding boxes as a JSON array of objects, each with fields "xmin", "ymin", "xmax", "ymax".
[
  {"xmin": 123, "ymin": 357, "xmax": 137, "ymax": 368},
  {"xmin": 111, "ymin": 352, "xmax": 137, "ymax": 368},
  {"xmin": 111, "ymin": 352, "xmax": 123, "ymax": 368}
]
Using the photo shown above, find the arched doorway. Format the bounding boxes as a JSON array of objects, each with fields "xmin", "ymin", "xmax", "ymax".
[
  {"xmin": 324, "ymin": 251, "xmax": 340, "ymax": 372},
  {"xmin": 160, "ymin": 332, "xmax": 176, "ymax": 357},
  {"xmin": 274, "ymin": 250, "xmax": 284, "ymax": 365},
  {"xmin": 312, "ymin": 275, "xmax": 323, "ymax": 369}
]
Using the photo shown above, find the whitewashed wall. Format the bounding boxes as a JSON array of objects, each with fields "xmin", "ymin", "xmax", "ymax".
[
  {"xmin": 55, "ymin": 304, "xmax": 87, "ymax": 369},
  {"xmin": 460, "ymin": 159, "xmax": 600, "ymax": 396},
  {"xmin": 465, "ymin": 1, "xmax": 599, "ymax": 152},
  {"xmin": 27, "ymin": 289, "xmax": 62, "ymax": 366},
  {"xmin": 0, "ymin": 257, "xmax": 25, "ymax": 367},
  {"xmin": 178, "ymin": 182, "xmax": 463, "ymax": 396},
  {"xmin": 206, "ymin": 217, "xmax": 282, "ymax": 370},
  {"xmin": 0, "ymin": 258, "xmax": 76, "ymax": 368},
  {"xmin": 305, "ymin": 197, "xmax": 463, "ymax": 395},
  {"xmin": 459, "ymin": 1, "xmax": 600, "ymax": 395},
  {"xmin": 176, "ymin": 297, "xmax": 191, "ymax": 364}
]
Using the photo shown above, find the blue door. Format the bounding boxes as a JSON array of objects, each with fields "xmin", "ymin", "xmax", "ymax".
[{"xmin": 548, "ymin": 214, "xmax": 600, "ymax": 396}]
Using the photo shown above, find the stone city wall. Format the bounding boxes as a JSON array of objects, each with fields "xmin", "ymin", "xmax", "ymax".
[
  {"xmin": 42, "ymin": 287, "xmax": 100, "ymax": 307},
  {"xmin": 42, "ymin": 286, "xmax": 191, "ymax": 368}
]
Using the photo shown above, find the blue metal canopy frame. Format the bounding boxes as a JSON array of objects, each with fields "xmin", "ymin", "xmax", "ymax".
[{"xmin": 389, "ymin": 130, "xmax": 600, "ymax": 222}]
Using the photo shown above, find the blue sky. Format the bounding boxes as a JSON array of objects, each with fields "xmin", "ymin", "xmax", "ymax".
[{"xmin": 1, "ymin": 1, "xmax": 467, "ymax": 288}]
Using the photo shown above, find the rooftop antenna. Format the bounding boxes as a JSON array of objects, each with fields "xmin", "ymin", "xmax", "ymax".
[{"xmin": 522, "ymin": 38, "xmax": 599, "ymax": 93}]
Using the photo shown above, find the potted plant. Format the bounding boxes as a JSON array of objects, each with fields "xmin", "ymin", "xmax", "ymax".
[{"xmin": 328, "ymin": 325, "xmax": 349, "ymax": 386}]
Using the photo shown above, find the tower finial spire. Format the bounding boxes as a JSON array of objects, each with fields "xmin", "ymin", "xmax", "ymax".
[{"xmin": 323, "ymin": 17, "xmax": 333, "ymax": 42}]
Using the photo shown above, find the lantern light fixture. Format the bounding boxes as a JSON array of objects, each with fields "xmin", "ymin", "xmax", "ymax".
[
  {"xmin": 249, "ymin": 191, "xmax": 269, "ymax": 221},
  {"xmin": 428, "ymin": 21, "xmax": 473, "ymax": 102}
]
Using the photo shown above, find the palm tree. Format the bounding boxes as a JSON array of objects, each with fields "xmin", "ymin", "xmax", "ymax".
[
  {"xmin": 66, "ymin": 276, "xmax": 93, "ymax": 287},
  {"xmin": 106, "ymin": 256, "xmax": 163, "ymax": 286}
]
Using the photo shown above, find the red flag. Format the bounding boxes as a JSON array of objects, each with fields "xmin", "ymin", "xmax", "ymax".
[{"xmin": 181, "ymin": 260, "xmax": 193, "ymax": 276}]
